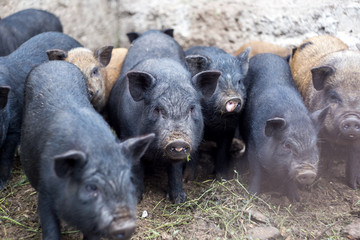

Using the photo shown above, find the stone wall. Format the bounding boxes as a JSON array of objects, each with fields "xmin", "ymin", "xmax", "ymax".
[{"xmin": 1, "ymin": 0, "xmax": 359, "ymax": 52}]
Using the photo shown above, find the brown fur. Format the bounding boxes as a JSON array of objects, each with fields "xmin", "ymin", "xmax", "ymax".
[
  {"xmin": 289, "ymin": 35, "xmax": 348, "ymax": 99},
  {"xmin": 104, "ymin": 48, "xmax": 128, "ymax": 102},
  {"xmin": 63, "ymin": 47, "xmax": 111, "ymax": 112},
  {"xmin": 233, "ymin": 41, "xmax": 291, "ymax": 58}
]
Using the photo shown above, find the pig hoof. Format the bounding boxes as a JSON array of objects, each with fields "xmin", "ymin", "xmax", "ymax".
[
  {"xmin": 286, "ymin": 191, "xmax": 300, "ymax": 203},
  {"xmin": 347, "ymin": 181, "xmax": 357, "ymax": 190},
  {"xmin": 215, "ymin": 172, "xmax": 230, "ymax": 181},
  {"xmin": 167, "ymin": 191, "xmax": 187, "ymax": 204},
  {"xmin": 0, "ymin": 171, "xmax": 10, "ymax": 190}
]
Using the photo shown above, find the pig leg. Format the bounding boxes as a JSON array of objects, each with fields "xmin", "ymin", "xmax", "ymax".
[
  {"xmin": 0, "ymin": 133, "xmax": 20, "ymax": 189},
  {"xmin": 167, "ymin": 161, "xmax": 186, "ymax": 204},
  {"xmin": 38, "ymin": 192, "xmax": 61, "ymax": 240},
  {"xmin": 284, "ymin": 179, "xmax": 300, "ymax": 202},
  {"xmin": 248, "ymin": 154, "xmax": 262, "ymax": 196},
  {"xmin": 346, "ymin": 147, "xmax": 360, "ymax": 189},
  {"xmin": 131, "ymin": 162, "xmax": 145, "ymax": 202},
  {"xmin": 215, "ymin": 130, "xmax": 235, "ymax": 180}
]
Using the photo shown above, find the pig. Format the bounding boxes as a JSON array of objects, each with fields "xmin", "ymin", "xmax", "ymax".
[
  {"xmin": 21, "ymin": 60, "xmax": 154, "ymax": 240},
  {"xmin": 0, "ymin": 31, "xmax": 82, "ymax": 190},
  {"xmin": 233, "ymin": 41, "xmax": 291, "ymax": 59},
  {"xmin": 104, "ymin": 48, "xmax": 128, "ymax": 103},
  {"xmin": 46, "ymin": 46, "xmax": 113, "ymax": 112},
  {"xmin": 0, "ymin": 8, "xmax": 63, "ymax": 56},
  {"xmin": 241, "ymin": 53, "xmax": 327, "ymax": 202},
  {"xmin": 289, "ymin": 34, "xmax": 360, "ymax": 189},
  {"xmin": 184, "ymin": 46, "xmax": 250, "ymax": 180},
  {"xmin": 107, "ymin": 30, "xmax": 220, "ymax": 204}
]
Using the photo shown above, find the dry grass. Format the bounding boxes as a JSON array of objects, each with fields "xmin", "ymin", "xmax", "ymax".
[{"xmin": 1, "ymin": 158, "xmax": 360, "ymax": 239}]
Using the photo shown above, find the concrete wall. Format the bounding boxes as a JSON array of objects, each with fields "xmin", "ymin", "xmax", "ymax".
[{"xmin": 1, "ymin": 0, "xmax": 359, "ymax": 52}]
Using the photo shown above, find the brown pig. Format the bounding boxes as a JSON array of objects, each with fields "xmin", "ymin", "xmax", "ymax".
[
  {"xmin": 47, "ymin": 46, "xmax": 113, "ymax": 112},
  {"xmin": 289, "ymin": 34, "xmax": 360, "ymax": 189},
  {"xmin": 233, "ymin": 41, "xmax": 291, "ymax": 58},
  {"xmin": 104, "ymin": 48, "xmax": 128, "ymax": 103}
]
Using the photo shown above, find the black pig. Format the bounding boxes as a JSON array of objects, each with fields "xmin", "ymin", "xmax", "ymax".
[
  {"xmin": 241, "ymin": 53, "xmax": 327, "ymax": 202},
  {"xmin": 185, "ymin": 46, "xmax": 250, "ymax": 180},
  {"xmin": 21, "ymin": 60, "xmax": 154, "ymax": 240},
  {"xmin": 0, "ymin": 8, "xmax": 63, "ymax": 56},
  {"xmin": 108, "ymin": 30, "xmax": 220, "ymax": 204},
  {"xmin": 0, "ymin": 32, "xmax": 82, "ymax": 189}
]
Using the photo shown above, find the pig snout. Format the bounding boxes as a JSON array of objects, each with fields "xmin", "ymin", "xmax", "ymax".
[
  {"xmin": 224, "ymin": 97, "xmax": 242, "ymax": 113},
  {"xmin": 296, "ymin": 169, "xmax": 317, "ymax": 185},
  {"xmin": 108, "ymin": 207, "xmax": 136, "ymax": 240},
  {"xmin": 339, "ymin": 114, "xmax": 360, "ymax": 140},
  {"xmin": 165, "ymin": 140, "xmax": 190, "ymax": 160},
  {"xmin": 108, "ymin": 220, "xmax": 136, "ymax": 240}
]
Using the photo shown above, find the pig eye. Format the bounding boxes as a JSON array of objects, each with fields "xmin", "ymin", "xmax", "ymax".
[
  {"xmin": 153, "ymin": 107, "xmax": 161, "ymax": 117},
  {"xmin": 329, "ymin": 94, "xmax": 340, "ymax": 103},
  {"xmin": 153, "ymin": 107, "xmax": 166, "ymax": 118},
  {"xmin": 86, "ymin": 184, "xmax": 99, "ymax": 198},
  {"xmin": 189, "ymin": 106, "xmax": 196, "ymax": 114},
  {"xmin": 283, "ymin": 142, "xmax": 293, "ymax": 153},
  {"xmin": 91, "ymin": 67, "xmax": 99, "ymax": 77},
  {"xmin": 327, "ymin": 90, "xmax": 341, "ymax": 103}
]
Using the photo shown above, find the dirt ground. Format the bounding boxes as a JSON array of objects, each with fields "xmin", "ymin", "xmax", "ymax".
[{"xmin": 1, "ymin": 140, "xmax": 360, "ymax": 240}]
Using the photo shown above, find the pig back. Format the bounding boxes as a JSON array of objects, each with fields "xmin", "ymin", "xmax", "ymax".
[
  {"xmin": 120, "ymin": 30, "xmax": 185, "ymax": 78},
  {"xmin": 21, "ymin": 60, "xmax": 91, "ymax": 188},
  {"xmin": 0, "ymin": 9, "xmax": 63, "ymax": 56},
  {"xmin": 289, "ymin": 35, "xmax": 348, "ymax": 98}
]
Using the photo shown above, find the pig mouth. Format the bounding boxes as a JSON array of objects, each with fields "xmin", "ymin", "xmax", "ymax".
[
  {"xmin": 108, "ymin": 219, "xmax": 136, "ymax": 240},
  {"xmin": 162, "ymin": 131, "xmax": 192, "ymax": 161},
  {"xmin": 294, "ymin": 164, "xmax": 317, "ymax": 186},
  {"xmin": 108, "ymin": 212, "xmax": 137, "ymax": 240},
  {"xmin": 165, "ymin": 141, "xmax": 191, "ymax": 161}
]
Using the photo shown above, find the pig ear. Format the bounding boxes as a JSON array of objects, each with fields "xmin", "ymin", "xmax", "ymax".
[
  {"xmin": 291, "ymin": 46, "xmax": 298, "ymax": 57},
  {"xmin": 0, "ymin": 86, "xmax": 10, "ymax": 110},
  {"xmin": 310, "ymin": 106, "xmax": 329, "ymax": 131},
  {"xmin": 121, "ymin": 133, "xmax": 155, "ymax": 164},
  {"xmin": 311, "ymin": 65, "xmax": 335, "ymax": 91},
  {"xmin": 46, "ymin": 49, "xmax": 68, "ymax": 61},
  {"xmin": 265, "ymin": 117, "xmax": 287, "ymax": 137},
  {"xmin": 185, "ymin": 55, "xmax": 210, "ymax": 75},
  {"xmin": 236, "ymin": 47, "xmax": 250, "ymax": 75},
  {"xmin": 192, "ymin": 70, "xmax": 221, "ymax": 99},
  {"xmin": 54, "ymin": 150, "xmax": 87, "ymax": 179},
  {"xmin": 162, "ymin": 29, "xmax": 174, "ymax": 38},
  {"xmin": 95, "ymin": 46, "xmax": 113, "ymax": 67},
  {"xmin": 127, "ymin": 71, "xmax": 155, "ymax": 101},
  {"xmin": 126, "ymin": 32, "xmax": 140, "ymax": 43}
]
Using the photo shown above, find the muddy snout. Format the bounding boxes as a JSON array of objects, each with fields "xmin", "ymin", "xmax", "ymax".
[
  {"xmin": 165, "ymin": 140, "xmax": 190, "ymax": 160},
  {"xmin": 339, "ymin": 114, "xmax": 360, "ymax": 140},
  {"xmin": 109, "ymin": 220, "xmax": 136, "ymax": 240},
  {"xmin": 225, "ymin": 97, "xmax": 242, "ymax": 113},
  {"xmin": 296, "ymin": 169, "xmax": 317, "ymax": 185}
]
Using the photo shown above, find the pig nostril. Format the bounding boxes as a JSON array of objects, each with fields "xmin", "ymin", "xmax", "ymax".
[
  {"xmin": 225, "ymin": 98, "xmax": 242, "ymax": 113},
  {"xmin": 344, "ymin": 124, "xmax": 349, "ymax": 130},
  {"xmin": 166, "ymin": 141, "xmax": 190, "ymax": 160}
]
